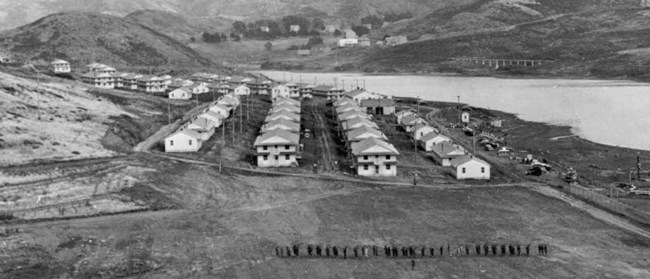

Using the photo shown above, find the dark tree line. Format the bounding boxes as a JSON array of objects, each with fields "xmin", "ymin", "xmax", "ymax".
[
  {"xmin": 229, "ymin": 15, "xmax": 323, "ymax": 40},
  {"xmin": 201, "ymin": 32, "xmax": 227, "ymax": 43}
]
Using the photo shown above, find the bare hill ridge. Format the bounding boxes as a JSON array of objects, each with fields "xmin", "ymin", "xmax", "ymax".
[{"xmin": 0, "ymin": 12, "xmax": 214, "ymax": 67}]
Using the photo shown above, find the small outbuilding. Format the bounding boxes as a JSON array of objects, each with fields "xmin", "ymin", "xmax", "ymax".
[{"xmin": 450, "ymin": 155, "xmax": 491, "ymax": 180}]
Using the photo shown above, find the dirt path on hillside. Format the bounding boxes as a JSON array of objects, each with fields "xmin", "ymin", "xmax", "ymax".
[
  {"xmin": 531, "ymin": 184, "xmax": 650, "ymax": 239},
  {"xmin": 132, "ymin": 102, "xmax": 210, "ymax": 152}
]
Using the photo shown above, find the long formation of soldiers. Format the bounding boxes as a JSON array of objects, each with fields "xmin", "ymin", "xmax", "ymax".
[{"xmin": 275, "ymin": 243, "xmax": 549, "ymax": 259}]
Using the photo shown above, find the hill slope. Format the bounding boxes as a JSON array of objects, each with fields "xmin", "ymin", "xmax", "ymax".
[
  {"xmin": 0, "ymin": 0, "xmax": 470, "ymax": 32},
  {"xmin": 0, "ymin": 12, "xmax": 214, "ymax": 67}
]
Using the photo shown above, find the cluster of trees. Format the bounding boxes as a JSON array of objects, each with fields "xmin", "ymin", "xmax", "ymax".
[
  {"xmin": 231, "ymin": 15, "xmax": 325, "ymax": 40},
  {"xmin": 287, "ymin": 36, "xmax": 324, "ymax": 50},
  {"xmin": 200, "ymin": 32, "xmax": 227, "ymax": 43}
]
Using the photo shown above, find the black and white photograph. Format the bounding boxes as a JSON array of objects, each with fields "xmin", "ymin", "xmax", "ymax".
[{"xmin": 0, "ymin": 0, "xmax": 649, "ymax": 278}]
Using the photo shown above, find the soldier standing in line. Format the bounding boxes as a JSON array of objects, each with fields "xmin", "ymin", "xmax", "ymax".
[
  {"xmin": 307, "ymin": 245, "xmax": 313, "ymax": 256},
  {"xmin": 333, "ymin": 246, "xmax": 338, "ymax": 257},
  {"xmin": 325, "ymin": 245, "xmax": 331, "ymax": 257},
  {"xmin": 385, "ymin": 246, "xmax": 390, "ymax": 257},
  {"xmin": 275, "ymin": 246, "xmax": 280, "ymax": 257},
  {"xmin": 439, "ymin": 245, "xmax": 444, "ymax": 256},
  {"xmin": 286, "ymin": 246, "xmax": 292, "ymax": 257},
  {"xmin": 411, "ymin": 259, "xmax": 416, "ymax": 270},
  {"xmin": 293, "ymin": 245, "xmax": 299, "ymax": 257},
  {"xmin": 475, "ymin": 244, "xmax": 481, "ymax": 256},
  {"xmin": 421, "ymin": 246, "xmax": 426, "ymax": 257},
  {"xmin": 483, "ymin": 244, "xmax": 489, "ymax": 255},
  {"xmin": 491, "ymin": 244, "xmax": 497, "ymax": 255},
  {"xmin": 517, "ymin": 245, "xmax": 521, "ymax": 256},
  {"xmin": 526, "ymin": 244, "xmax": 530, "ymax": 256},
  {"xmin": 538, "ymin": 244, "xmax": 543, "ymax": 255},
  {"xmin": 465, "ymin": 245, "xmax": 470, "ymax": 256},
  {"xmin": 430, "ymin": 246, "xmax": 435, "ymax": 257},
  {"xmin": 501, "ymin": 244, "xmax": 506, "ymax": 256}
]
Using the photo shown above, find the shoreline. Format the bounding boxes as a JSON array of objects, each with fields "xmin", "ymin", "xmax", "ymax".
[{"xmin": 253, "ymin": 68, "xmax": 650, "ymax": 85}]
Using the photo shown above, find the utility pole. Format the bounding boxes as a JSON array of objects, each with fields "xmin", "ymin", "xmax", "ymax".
[
  {"xmin": 637, "ymin": 153, "xmax": 641, "ymax": 180},
  {"xmin": 232, "ymin": 117, "xmax": 235, "ymax": 144},
  {"xmin": 457, "ymin": 95, "xmax": 461, "ymax": 123},
  {"xmin": 167, "ymin": 103, "xmax": 171, "ymax": 125},
  {"xmin": 414, "ymin": 96, "xmax": 419, "ymax": 165},
  {"xmin": 196, "ymin": 93, "xmax": 199, "ymax": 107},
  {"xmin": 239, "ymin": 102, "xmax": 243, "ymax": 133}
]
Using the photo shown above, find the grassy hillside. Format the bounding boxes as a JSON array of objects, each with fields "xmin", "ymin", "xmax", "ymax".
[{"xmin": 0, "ymin": 12, "xmax": 214, "ymax": 67}]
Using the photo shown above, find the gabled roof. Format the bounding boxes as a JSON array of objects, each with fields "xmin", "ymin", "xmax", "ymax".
[
  {"xmin": 414, "ymin": 123, "xmax": 433, "ymax": 132},
  {"xmin": 170, "ymin": 128, "xmax": 203, "ymax": 140},
  {"xmin": 188, "ymin": 117, "xmax": 215, "ymax": 130},
  {"xmin": 395, "ymin": 110, "xmax": 415, "ymax": 117},
  {"xmin": 420, "ymin": 132, "xmax": 450, "ymax": 143},
  {"xmin": 210, "ymin": 103, "xmax": 231, "ymax": 112},
  {"xmin": 347, "ymin": 126, "xmax": 386, "ymax": 141},
  {"xmin": 344, "ymin": 89, "xmax": 367, "ymax": 98},
  {"xmin": 51, "ymin": 59, "xmax": 68, "ymax": 64},
  {"xmin": 431, "ymin": 141, "xmax": 465, "ymax": 158},
  {"xmin": 336, "ymin": 104, "xmax": 364, "ymax": 114},
  {"xmin": 351, "ymin": 138, "xmax": 399, "ymax": 156},
  {"xmin": 313, "ymin": 85, "xmax": 336, "ymax": 91},
  {"xmin": 450, "ymin": 155, "xmax": 489, "ymax": 168},
  {"xmin": 171, "ymin": 87, "xmax": 192, "ymax": 94},
  {"xmin": 263, "ymin": 119, "xmax": 300, "ymax": 131},
  {"xmin": 254, "ymin": 129, "xmax": 299, "ymax": 146},
  {"xmin": 199, "ymin": 110, "xmax": 226, "ymax": 120},
  {"xmin": 338, "ymin": 111, "xmax": 367, "ymax": 121},
  {"xmin": 334, "ymin": 97, "xmax": 355, "ymax": 106},
  {"xmin": 137, "ymin": 75, "xmax": 161, "ymax": 82},
  {"xmin": 400, "ymin": 115, "xmax": 425, "ymax": 126},
  {"xmin": 82, "ymin": 72, "xmax": 113, "ymax": 78},
  {"xmin": 275, "ymin": 98, "xmax": 300, "ymax": 106},
  {"xmin": 360, "ymin": 98, "xmax": 395, "ymax": 108},
  {"xmin": 344, "ymin": 117, "xmax": 378, "ymax": 128},
  {"xmin": 265, "ymin": 111, "xmax": 300, "ymax": 122},
  {"xmin": 272, "ymin": 104, "xmax": 300, "ymax": 113}
]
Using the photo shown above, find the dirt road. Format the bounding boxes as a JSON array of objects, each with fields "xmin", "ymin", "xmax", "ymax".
[{"xmin": 309, "ymin": 104, "xmax": 336, "ymax": 172}]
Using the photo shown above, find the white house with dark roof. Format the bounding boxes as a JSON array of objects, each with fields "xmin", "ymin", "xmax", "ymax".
[
  {"xmin": 165, "ymin": 129, "xmax": 203, "ymax": 152},
  {"xmin": 262, "ymin": 119, "xmax": 300, "ymax": 133},
  {"xmin": 208, "ymin": 103, "xmax": 232, "ymax": 118},
  {"xmin": 137, "ymin": 75, "xmax": 166, "ymax": 93},
  {"xmin": 345, "ymin": 90, "xmax": 380, "ymax": 105},
  {"xmin": 450, "ymin": 155, "xmax": 490, "ymax": 180},
  {"xmin": 169, "ymin": 87, "xmax": 192, "ymax": 100},
  {"xmin": 265, "ymin": 111, "xmax": 300, "ymax": 123},
  {"xmin": 351, "ymin": 138, "xmax": 399, "ymax": 176},
  {"xmin": 271, "ymin": 85, "xmax": 291, "ymax": 101},
  {"xmin": 431, "ymin": 141, "xmax": 467, "ymax": 166},
  {"xmin": 121, "ymin": 73, "xmax": 143, "ymax": 90},
  {"xmin": 232, "ymin": 85, "xmax": 250, "ymax": 96},
  {"xmin": 217, "ymin": 94, "xmax": 240, "ymax": 108},
  {"xmin": 400, "ymin": 115, "xmax": 427, "ymax": 132},
  {"xmin": 412, "ymin": 123, "xmax": 437, "ymax": 141},
  {"xmin": 360, "ymin": 99, "xmax": 396, "ymax": 115},
  {"xmin": 254, "ymin": 129, "xmax": 300, "ymax": 167},
  {"xmin": 197, "ymin": 111, "xmax": 226, "ymax": 127},
  {"xmin": 395, "ymin": 110, "xmax": 416, "ymax": 124},
  {"xmin": 419, "ymin": 132, "xmax": 451, "ymax": 151},
  {"xmin": 313, "ymin": 85, "xmax": 344, "ymax": 100},
  {"xmin": 188, "ymin": 83, "xmax": 209, "ymax": 94},
  {"xmin": 81, "ymin": 72, "xmax": 114, "ymax": 89},
  {"xmin": 185, "ymin": 118, "xmax": 216, "ymax": 141},
  {"xmin": 50, "ymin": 59, "xmax": 71, "ymax": 73}
]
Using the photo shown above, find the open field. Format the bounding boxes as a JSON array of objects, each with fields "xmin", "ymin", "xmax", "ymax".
[{"xmin": 1, "ymin": 162, "xmax": 649, "ymax": 278}]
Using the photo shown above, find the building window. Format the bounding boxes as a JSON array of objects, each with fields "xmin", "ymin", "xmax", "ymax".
[
  {"xmin": 263, "ymin": 155, "xmax": 268, "ymax": 160},
  {"xmin": 363, "ymin": 155, "xmax": 368, "ymax": 160},
  {"xmin": 275, "ymin": 145, "xmax": 278, "ymax": 149},
  {"xmin": 285, "ymin": 145, "xmax": 290, "ymax": 150},
  {"xmin": 386, "ymin": 155, "xmax": 391, "ymax": 160},
  {"xmin": 481, "ymin": 167, "xmax": 485, "ymax": 173},
  {"xmin": 386, "ymin": 165, "xmax": 391, "ymax": 170},
  {"xmin": 274, "ymin": 156, "xmax": 279, "ymax": 161},
  {"xmin": 285, "ymin": 154, "xmax": 290, "ymax": 160},
  {"xmin": 462, "ymin": 167, "xmax": 466, "ymax": 174},
  {"xmin": 363, "ymin": 165, "xmax": 369, "ymax": 170},
  {"xmin": 188, "ymin": 140, "xmax": 192, "ymax": 146},
  {"xmin": 375, "ymin": 155, "xmax": 378, "ymax": 159},
  {"xmin": 263, "ymin": 146, "xmax": 268, "ymax": 150},
  {"xmin": 170, "ymin": 140, "xmax": 174, "ymax": 146}
]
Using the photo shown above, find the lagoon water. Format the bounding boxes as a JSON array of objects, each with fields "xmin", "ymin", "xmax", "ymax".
[{"xmin": 257, "ymin": 71, "xmax": 650, "ymax": 150}]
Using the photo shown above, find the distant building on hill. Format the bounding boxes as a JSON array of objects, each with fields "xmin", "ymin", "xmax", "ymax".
[
  {"xmin": 50, "ymin": 59, "xmax": 71, "ymax": 74},
  {"xmin": 297, "ymin": 49, "xmax": 311, "ymax": 56},
  {"xmin": 325, "ymin": 25, "xmax": 337, "ymax": 33},
  {"xmin": 343, "ymin": 29, "xmax": 358, "ymax": 39},
  {"xmin": 385, "ymin": 35, "xmax": 408, "ymax": 46},
  {"xmin": 337, "ymin": 38, "xmax": 359, "ymax": 47},
  {"xmin": 260, "ymin": 26, "xmax": 270, "ymax": 33},
  {"xmin": 289, "ymin": 25, "xmax": 300, "ymax": 32}
]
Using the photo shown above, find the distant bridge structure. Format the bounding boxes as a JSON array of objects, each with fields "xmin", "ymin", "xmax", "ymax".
[{"xmin": 451, "ymin": 57, "xmax": 553, "ymax": 68}]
